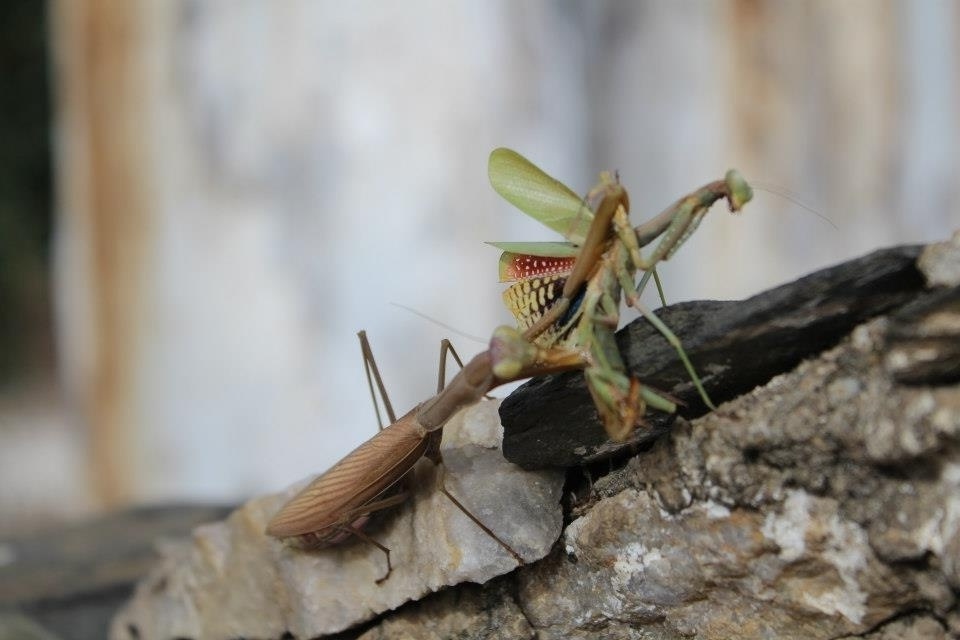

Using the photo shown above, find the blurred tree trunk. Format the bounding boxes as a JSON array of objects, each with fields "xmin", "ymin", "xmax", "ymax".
[{"xmin": 53, "ymin": 0, "xmax": 156, "ymax": 507}]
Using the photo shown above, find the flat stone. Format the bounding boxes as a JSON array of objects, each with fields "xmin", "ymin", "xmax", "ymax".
[{"xmin": 110, "ymin": 399, "xmax": 564, "ymax": 639}]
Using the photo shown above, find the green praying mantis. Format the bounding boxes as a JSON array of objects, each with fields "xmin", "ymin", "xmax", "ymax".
[
  {"xmin": 488, "ymin": 148, "xmax": 753, "ymax": 440},
  {"xmin": 266, "ymin": 148, "xmax": 753, "ymax": 581}
]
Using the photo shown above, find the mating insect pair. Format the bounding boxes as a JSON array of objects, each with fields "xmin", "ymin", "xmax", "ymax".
[
  {"xmin": 266, "ymin": 148, "xmax": 753, "ymax": 581},
  {"xmin": 489, "ymin": 148, "xmax": 752, "ymax": 439}
]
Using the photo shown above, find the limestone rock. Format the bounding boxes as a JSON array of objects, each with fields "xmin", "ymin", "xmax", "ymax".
[
  {"xmin": 357, "ymin": 315, "xmax": 959, "ymax": 639},
  {"xmin": 918, "ymin": 229, "xmax": 960, "ymax": 287},
  {"xmin": 108, "ymin": 238, "xmax": 960, "ymax": 639},
  {"xmin": 110, "ymin": 400, "xmax": 564, "ymax": 639},
  {"xmin": 524, "ymin": 319, "xmax": 959, "ymax": 637},
  {"xmin": 352, "ymin": 240, "xmax": 960, "ymax": 639}
]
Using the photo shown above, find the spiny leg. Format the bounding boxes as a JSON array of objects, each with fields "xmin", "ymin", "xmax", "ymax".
[
  {"xmin": 651, "ymin": 269, "xmax": 668, "ymax": 307},
  {"xmin": 435, "ymin": 464, "xmax": 524, "ymax": 565},
  {"xmin": 580, "ymin": 307, "xmax": 677, "ymax": 441},
  {"xmin": 358, "ymin": 330, "xmax": 398, "ymax": 429},
  {"xmin": 436, "ymin": 338, "xmax": 466, "ymax": 393},
  {"xmin": 611, "ymin": 204, "xmax": 716, "ymax": 409},
  {"xmin": 575, "ymin": 236, "xmax": 680, "ymax": 438},
  {"xmin": 437, "ymin": 337, "xmax": 497, "ymax": 401},
  {"xmin": 629, "ymin": 172, "xmax": 752, "ymax": 304},
  {"xmin": 632, "ymin": 173, "xmax": 750, "ymax": 272},
  {"xmin": 612, "ymin": 206, "xmax": 668, "ymax": 307},
  {"xmin": 346, "ymin": 524, "xmax": 395, "ymax": 584},
  {"xmin": 434, "ymin": 338, "xmax": 525, "ymax": 563}
]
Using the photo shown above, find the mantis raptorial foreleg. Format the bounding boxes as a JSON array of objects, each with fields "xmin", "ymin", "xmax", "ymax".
[
  {"xmin": 633, "ymin": 170, "xmax": 752, "ymax": 270},
  {"xmin": 615, "ymin": 171, "xmax": 752, "ymax": 411}
]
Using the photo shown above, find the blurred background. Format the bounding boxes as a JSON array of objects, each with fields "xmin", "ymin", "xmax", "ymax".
[{"xmin": 1, "ymin": 1, "xmax": 957, "ymax": 535}]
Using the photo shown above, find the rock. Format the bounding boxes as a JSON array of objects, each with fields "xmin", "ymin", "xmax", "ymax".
[
  {"xmin": 23, "ymin": 238, "xmax": 960, "ymax": 639},
  {"xmin": 342, "ymin": 239, "xmax": 960, "ymax": 640},
  {"xmin": 513, "ymin": 318, "xmax": 959, "ymax": 639},
  {"xmin": 355, "ymin": 311, "xmax": 959, "ymax": 639},
  {"xmin": 355, "ymin": 578, "xmax": 534, "ymax": 640},
  {"xmin": 882, "ymin": 286, "xmax": 960, "ymax": 385},
  {"xmin": 110, "ymin": 400, "xmax": 564, "ymax": 639},
  {"xmin": 838, "ymin": 614, "xmax": 951, "ymax": 640},
  {"xmin": 0, "ymin": 505, "xmax": 232, "ymax": 640},
  {"xmin": 501, "ymin": 245, "xmax": 927, "ymax": 469},
  {"xmin": 918, "ymin": 229, "xmax": 960, "ymax": 287}
]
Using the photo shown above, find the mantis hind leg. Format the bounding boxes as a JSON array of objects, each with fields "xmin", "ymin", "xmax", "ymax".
[
  {"xmin": 358, "ymin": 330, "xmax": 398, "ymax": 429},
  {"xmin": 436, "ymin": 338, "xmax": 466, "ymax": 393},
  {"xmin": 434, "ymin": 341, "xmax": 525, "ymax": 563},
  {"xmin": 346, "ymin": 524, "xmax": 395, "ymax": 585},
  {"xmin": 359, "ymin": 333, "xmax": 484, "ymax": 427},
  {"xmin": 437, "ymin": 338, "xmax": 497, "ymax": 400},
  {"xmin": 635, "ymin": 267, "xmax": 668, "ymax": 308},
  {"xmin": 435, "ymin": 464, "xmax": 524, "ymax": 565}
]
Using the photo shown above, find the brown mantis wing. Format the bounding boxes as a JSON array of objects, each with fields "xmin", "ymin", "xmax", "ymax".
[{"xmin": 265, "ymin": 408, "xmax": 431, "ymax": 538}]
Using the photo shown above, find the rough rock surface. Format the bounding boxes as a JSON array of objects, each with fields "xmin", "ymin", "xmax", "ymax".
[
  {"xmin": 347, "ymin": 236, "xmax": 960, "ymax": 640},
  {"xmin": 919, "ymin": 229, "xmax": 960, "ymax": 288},
  {"xmin": 353, "ymin": 313, "xmax": 959, "ymax": 639},
  {"xmin": 109, "ymin": 400, "xmax": 564, "ymax": 639},
  {"xmin": 521, "ymin": 319, "xmax": 958, "ymax": 638},
  {"xmin": 105, "ymin": 237, "xmax": 959, "ymax": 639}
]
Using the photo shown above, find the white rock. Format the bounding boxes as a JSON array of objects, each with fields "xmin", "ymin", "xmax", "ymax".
[
  {"xmin": 111, "ymin": 399, "xmax": 564, "ymax": 639},
  {"xmin": 918, "ymin": 229, "xmax": 960, "ymax": 287}
]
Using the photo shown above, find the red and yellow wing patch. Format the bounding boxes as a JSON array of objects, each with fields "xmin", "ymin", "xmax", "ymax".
[{"xmin": 498, "ymin": 253, "xmax": 576, "ymax": 283}]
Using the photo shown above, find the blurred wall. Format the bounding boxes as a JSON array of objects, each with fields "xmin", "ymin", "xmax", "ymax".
[{"xmin": 2, "ymin": 0, "xmax": 958, "ymax": 530}]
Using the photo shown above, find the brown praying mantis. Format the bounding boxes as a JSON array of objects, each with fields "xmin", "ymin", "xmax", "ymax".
[
  {"xmin": 488, "ymin": 148, "xmax": 752, "ymax": 440},
  {"xmin": 266, "ymin": 148, "xmax": 753, "ymax": 581},
  {"xmin": 266, "ymin": 326, "xmax": 584, "ymax": 582}
]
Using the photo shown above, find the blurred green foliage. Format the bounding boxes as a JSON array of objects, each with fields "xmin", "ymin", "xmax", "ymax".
[{"xmin": 0, "ymin": 2, "xmax": 52, "ymax": 384}]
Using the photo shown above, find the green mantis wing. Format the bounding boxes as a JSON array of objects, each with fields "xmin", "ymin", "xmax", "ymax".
[
  {"xmin": 485, "ymin": 241, "xmax": 580, "ymax": 258},
  {"xmin": 488, "ymin": 148, "xmax": 593, "ymax": 246}
]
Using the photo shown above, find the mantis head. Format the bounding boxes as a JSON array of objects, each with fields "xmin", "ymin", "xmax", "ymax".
[{"xmin": 724, "ymin": 169, "xmax": 753, "ymax": 212}]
